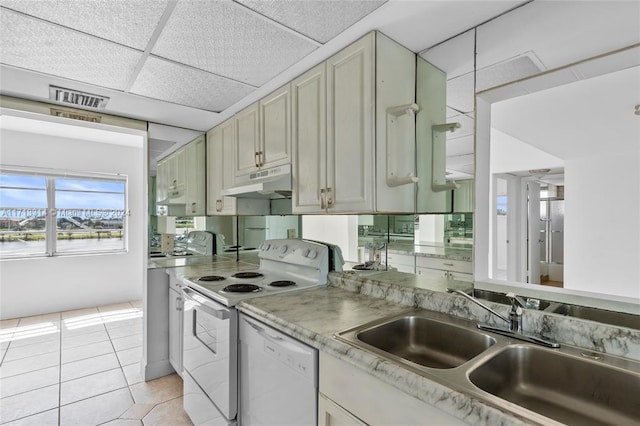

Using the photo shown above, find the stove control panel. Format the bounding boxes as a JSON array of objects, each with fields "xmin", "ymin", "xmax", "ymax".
[{"xmin": 259, "ymin": 239, "xmax": 329, "ymax": 271}]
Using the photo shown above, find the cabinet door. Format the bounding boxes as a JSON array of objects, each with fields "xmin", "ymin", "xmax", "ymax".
[
  {"xmin": 260, "ymin": 85, "xmax": 291, "ymax": 169},
  {"xmin": 416, "ymin": 266, "xmax": 448, "ymax": 279},
  {"xmin": 326, "ymin": 32, "xmax": 375, "ymax": 212},
  {"xmin": 206, "ymin": 127, "xmax": 223, "ymax": 215},
  {"xmin": 184, "ymin": 136, "xmax": 206, "ymax": 216},
  {"xmin": 318, "ymin": 393, "xmax": 367, "ymax": 426},
  {"xmin": 235, "ymin": 103, "xmax": 260, "ymax": 177},
  {"xmin": 167, "ymin": 149, "xmax": 186, "ymax": 200},
  {"xmin": 291, "ymin": 63, "xmax": 327, "ymax": 213},
  {"xmin": 156, "ymin": 158, "xmax": 168, "ymax": 204},
  {"xmin": 168, "ymin": 286, "xmax": 183, "ymax": 376},
  {"xmin": 207, "ymin": 121, "xmax": 237, "ymax": 216},
  {"xmin": 219, "ymin": 119, "xmax": 238, "ymax": 214}
]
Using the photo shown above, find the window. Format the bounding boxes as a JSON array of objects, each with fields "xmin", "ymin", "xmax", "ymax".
[{"xmin": 0, "ymin": 168, "xmax": 127, "ymax": 258}]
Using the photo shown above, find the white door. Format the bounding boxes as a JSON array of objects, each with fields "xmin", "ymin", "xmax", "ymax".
[
  {"xmin": 291, "ymin": 63, "xmax": 327, "ymax": 213},
  {"xmin": 527, "ymin": 180, "xmax": 541, "ymax": 284},
  {"xmin": 260, "ymin": 85, "xmax": 290, "ymax": 169},
  {"xmin": 326, "ymin": 33, "xmax": 375, "ymax": 213}
]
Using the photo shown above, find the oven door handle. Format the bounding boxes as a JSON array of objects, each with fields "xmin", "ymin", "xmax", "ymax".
[{"xmin": 183, "ymin": 287, "xmax": 230, "ymax": 320}]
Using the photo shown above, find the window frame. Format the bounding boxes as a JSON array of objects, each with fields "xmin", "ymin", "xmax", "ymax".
[{"xmin": 0, "ymin": 166, "xmax": 129, "ymax": 259}]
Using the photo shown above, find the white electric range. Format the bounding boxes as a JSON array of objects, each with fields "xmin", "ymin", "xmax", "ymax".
[{"xmin": 180, "ymin": 239, "xmax": 338, "ymax": 426}]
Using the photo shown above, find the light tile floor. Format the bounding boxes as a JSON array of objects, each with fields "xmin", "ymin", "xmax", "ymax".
[{"xmin": 0, "ymin": 301, "xmax": 192, "ymax": 426}]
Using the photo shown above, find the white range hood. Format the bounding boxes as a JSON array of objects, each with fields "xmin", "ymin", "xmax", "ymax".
[{"xmin": 221, "ymin": 164, "xmax": 292, "ymax": 199}]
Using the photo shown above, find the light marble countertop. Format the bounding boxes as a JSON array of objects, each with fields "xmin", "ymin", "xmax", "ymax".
[
  {"xmin": 387, "ymin": 242, "xmax": 472, "ymax": 262},
  {"xmin": 238, "ymin": 271, "xmax": 640, "ymax": 425},
  {"xmin": 147, "ymin": 252, "xmax": 259, "ymax": 270},
  {"xmin": 155, "ymin": 256, "xmax": 639, "ymax": 425}
]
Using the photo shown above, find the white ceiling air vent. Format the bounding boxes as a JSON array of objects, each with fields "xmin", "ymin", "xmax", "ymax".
[{"xmin": 49, "ymin": 85, "xmax": 110, "ymax": 109}]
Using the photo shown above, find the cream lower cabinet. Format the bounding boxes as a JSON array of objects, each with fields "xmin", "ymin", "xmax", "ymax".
[
  {"xmin": 381, "ymin": 252, "xmax": 415, "ymax": 273},
  {"xmin": 207, "ymin": 120, "xmax": 269, "ymax": 216},
  {"xmin": 416, "ymin": 257, "xmax": 473, "ymax": 282},
  {"xmin": 319, "ymin": 352, "xmax": 465, "ymax": 426},
  {"xmin": 168, "ymin": 276, "xmax": 183, "ymax": 376},
  {"xmin": 292, "ymin": 31, "xmax": 416, "ymax": 214},
  {"xmin": 318, "ymin": 393, "xmax": 367, "ymax": 426}
]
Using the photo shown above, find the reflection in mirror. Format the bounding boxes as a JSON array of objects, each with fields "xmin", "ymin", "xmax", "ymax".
[
  {"xmin": 474, "ymin": 1, "xmax": 640, "ymax": 314},
  {"xmin": 418, "ymin": 29, "xmax": 476, "ymax": 213},
  {"xmin": 236, "ymin": 215, "xmax": 301, "ymax": 251},
  {"xmin": 477, "ymin": 50, "xmax": 640, "ymax": 305}
]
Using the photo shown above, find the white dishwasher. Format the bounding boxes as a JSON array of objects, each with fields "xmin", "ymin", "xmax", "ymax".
[{"xmin": 239, "ymin": 313, "xmax": 318, "ymax": 426}]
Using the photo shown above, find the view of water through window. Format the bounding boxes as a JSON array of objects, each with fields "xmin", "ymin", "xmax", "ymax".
[{"xmin": 0, "ymin": 170, "xmax": 127, "ymax": 257}]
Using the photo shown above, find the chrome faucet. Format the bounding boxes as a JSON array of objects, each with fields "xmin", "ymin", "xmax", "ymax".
[{"xmin": 446, "ymin": 288, "xmax": 559, "ymax": 348}]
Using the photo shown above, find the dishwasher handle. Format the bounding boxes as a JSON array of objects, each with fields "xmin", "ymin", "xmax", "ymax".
[
  {"xmin": 183, "ymin": 287, "xmax": 229, "ymax": 320},
  {"xmin": 242, "ymin": 317, "xmax": 309, "ymax": 355}
]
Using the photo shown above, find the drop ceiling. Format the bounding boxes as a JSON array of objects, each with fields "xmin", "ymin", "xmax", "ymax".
[{"xmin": 0, "ymin": 1, "xmax": 637, "ymax": 178}]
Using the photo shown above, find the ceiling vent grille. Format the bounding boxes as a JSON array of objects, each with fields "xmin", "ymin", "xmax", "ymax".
[{"xmin": 49, "ymin": 86, "xmax": 110, "ymax": 109}]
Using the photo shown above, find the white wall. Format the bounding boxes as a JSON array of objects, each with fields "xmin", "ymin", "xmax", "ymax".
[
  {"xmin": 564, "ymin": 148, "xmax": 640, "ymax": 298},
  {"xmin": 302, "ymin": 216, "xmax": 358, "ymax": 262},
  {"xmin": 0, "ymin": 123, "xmax": 146, "ymax": 319},
  {"xmin": 490, "ymin": 129, "xmax": 564, "ymax": 173}
]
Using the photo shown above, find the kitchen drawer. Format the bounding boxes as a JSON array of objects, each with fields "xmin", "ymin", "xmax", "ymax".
[
  {"xmin": 385, "ymin": 253, "xmax": 415, "ymax": 266},
  {"xmin": 415, "ymin": 256, "xmax": 472, "ymax": 273}
]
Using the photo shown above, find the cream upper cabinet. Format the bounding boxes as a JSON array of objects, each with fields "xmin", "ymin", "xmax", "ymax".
[
  {"xmin": 235, "ymin": 102, "xmax": 260, "ymax": 177},
  {"xmin": 292, "ymin": 32, "xmax": 416, "ymax": 214},
  {"xmin": 184, "ymin": 135, "xmax": 206, "ymax": 216},
  {"xmin": 291, "ymin": 63, "xmax": 327, "ymax": 213},
  {"xmin": 207, "ymin": 121, "xmax": 237, "ymax": 215},
  {"xmin": 156, "ymin": 137, "xmax": 203, "ymax": 215},
  {"xmin": 156, "ymin": 157, "xmax": 168, "ymax": 204},
  {"xmin": 207, "ymin": 120, "xmax": 270, "ymax": 216},
  {"xmin": 326, "ymin": 32, "xmax": 375, "ymax": 213},
  {"xmin": 235, "ymin": 85, "xmax": 291, "ymax": 178},
  {"xmin": 260, "ymin": 85, "xmax": 291, "ymax": 169}
]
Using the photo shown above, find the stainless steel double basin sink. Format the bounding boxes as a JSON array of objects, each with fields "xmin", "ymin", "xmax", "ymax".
[{"xmin": 335, "ymin": 309, "xmax": 640, "ymax": 425}]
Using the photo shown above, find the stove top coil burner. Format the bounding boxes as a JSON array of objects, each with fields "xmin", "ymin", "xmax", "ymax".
[
  {"xmin": 269, "ymin": 280, "xmax": 297, "ymax": 287},
  {"xmin": 198, "ymin": 275, "xmax": 225, "ymax": 282},
  {"xmin": 222, "ymin": 284, "xmax": 262, "ymax": 293},
  {"xmin": 232, "ymin": 272, "xmax": 264, "ymax": 279}
]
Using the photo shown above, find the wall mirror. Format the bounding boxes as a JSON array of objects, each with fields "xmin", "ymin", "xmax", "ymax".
[{"xmin": 474, "ymin": 1, "xmax": 639, "ymax": 313}]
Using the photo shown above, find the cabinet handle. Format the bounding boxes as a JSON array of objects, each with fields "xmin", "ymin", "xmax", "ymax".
[
  {"xmin": 191, "ymin": 202, "xmax": 196, "ymax": 213},
  {"xmin": 255, "ymin": 152, "xmax": 260, "ymax": 167},
  {"xmin": 216, "ymin": 199, "xmax": 222, "ymax": 212},
  {"xmin": 320, "ymin": 188, "xmax": 326, "ymax": 210},
  {"xmin": 326, "ymin": 187, "xmax": 333, "ymax": 208},
  {"xmin": 258, "ymin": 151, "xmax": 264, "ymax": 167},
  {"xmin": 176, "ymin": 296, "xmax": 183, "ymax": 311}
]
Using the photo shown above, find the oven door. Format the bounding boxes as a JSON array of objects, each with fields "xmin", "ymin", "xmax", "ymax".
[{"xmin": 182, "ymin": 286, "xmax": 237, "ymax": 423}]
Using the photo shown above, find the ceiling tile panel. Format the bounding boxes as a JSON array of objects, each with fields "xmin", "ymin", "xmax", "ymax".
[
  {"xmin": 236, "ymin": 0, "xmax": 387, "ymax": 43},
  {"xmin": 0, "ymin": 10, "xmax": 142, "ymax": 90},
  {"xmin": 152, "ymin": 0, "xmax": 318, "ymax": 86},
  {"xmin": 129, "ymin": 56, "xmax": 256, "ymax": 112},
  {"xmin": 0, "ymin": 0, "xmax": 168, "ymax": 50}
]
